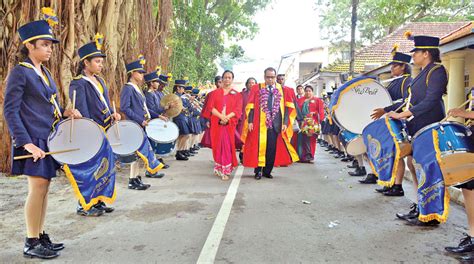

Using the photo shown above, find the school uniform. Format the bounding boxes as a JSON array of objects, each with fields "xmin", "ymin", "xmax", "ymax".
[{"xmin": 4, "ymin": 58, "xmax": 62, "ymax": 179}]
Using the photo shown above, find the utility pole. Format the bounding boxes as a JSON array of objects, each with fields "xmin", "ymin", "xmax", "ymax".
[{"xmin": 349, "ymin": 0, "xmax": 358, "ymax": 77}]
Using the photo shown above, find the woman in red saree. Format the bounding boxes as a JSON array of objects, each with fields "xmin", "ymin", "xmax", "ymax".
[
  {"xmin": 296, "ymin": 85, "xmax": 325, "ymax": 163},
  {"xmin": 202, "ymin": 70, "xmax": 242, "ymax": 180}
]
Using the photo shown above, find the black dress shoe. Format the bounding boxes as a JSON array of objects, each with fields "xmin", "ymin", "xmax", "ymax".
[
  {"xmin": 145, "ymin": 171, "xmax": 165, "ymax": 178},
  {"xmin": 349, "ymin": 166, "xmax": 366, "ymax": 176},
  {"xmin": 406, "ymin": 218, "xmax": 440, "ymax": 227},
  {"xmin": 341, "ymin": 156, "xmax": 352, "ymax": 162},
  {"xmin": 375, "ymin": 186, "xmax": 390, "ymax": 193},
  {"xmin": 347, "ymin": 160, "xmax": 359, "ymax": 169},
  {"xmin": 383, "ymin": 185, "xmax": 404, "ymax": 196},
  {"xmin": 24, "ymin": 238, "xmax": 59, "ymax": 259},
  {"xmin": 176, "ymin": 151, "xmax": 189, "ymax": 161},
  {"xmin": 137, "ymin": 176, "xmax": 151, "ymax": 188},
  {"xmin": 128, "ymin": 178, "xmax": 149, "ymax": 190},
  {"xmin": 446, "ymin": 234, "xmax": 474, "ymax": 254},
  {"xmin": 359, "ymin": 173, "xmax": 377, "ymax": 184},
  {"xmin": 255, "ymin": 172, "xmax": 262, "ymax": 180},
  {"xmin": 396, "ymin": 203, "xmax": 419, "ymax": 221},
  {"xmin": 264, "ymin": 174, "xmax": 273, "ymax": 179},
  {"xmin": 95, "ymin": 201, "xmax": 114, "ymax": 213},
  {"xmin": 186, "ymin": 150, "xmax": 195, "ymax": 156},
  {"xmin": 334, "ymin": 153, "xmax": 345, "ymax": 159},
  {"xmin": 163, "ymin": 164, "xmax": 170, "ymax": 169},
  {"xmin": 39, "ymin": 232, "xmax": 64, "ymax": 251},
  {"xmin": 76, "ymin": 205, "xmax": 104, "ymax": 217}
]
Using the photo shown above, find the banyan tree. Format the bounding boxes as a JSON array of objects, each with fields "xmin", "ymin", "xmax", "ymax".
[{"xmin": 0, "ymin": 0, "xmax": 173, "ymax": 173}]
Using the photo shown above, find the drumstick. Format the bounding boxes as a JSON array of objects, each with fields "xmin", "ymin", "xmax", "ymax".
[
  {"xmin": 14, "ymin": 148, "xmax": 80, "ymax": 160},
  {"xmin": 393, "ymin": 101, "xmax": 407, "ymax": 112},
  {"xmin": 112, "ymin": 101, "xmax": 121, "ymax": 140},
  {"xmin": 70, "ymin": 90, "xmax": 76, "ymax": 143},
  {"xmin": 440, "ymin": 98, "xmax": 472, "ymax": 123}
]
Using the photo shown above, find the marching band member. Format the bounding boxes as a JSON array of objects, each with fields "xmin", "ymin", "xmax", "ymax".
[
  {"xmin": 69, "ymin": 34, "xmax": 120, "ymax": 216},
  {"xmin": 3, "ymin": 8, "xmax": 81, "ymax": 259},
  {"xmin": 184, "ymin": 85, "xmax": 199, "ymax": 156},
  {"xmin": 445, "ymin": 90, "xmax": 474, "ymax": 256},
  {"xmin": 144, "ymin": 69, "xmax": 171, "ymax": 169},
  {"xmin": 173, "ymin": 79, "xmax": 192, "ymax": 160},
  {"xmin": 388, "ymin": 34, "xmax": 448, "ymax": 226},
  {"xmin": 120, "ymin": 56, "xmax": 162, "ymax": 190},
  {"xmin": 190, "ymin": 88, "xmax": 203, "ymax": 152},
  {"xmin": 365, "ymin": 48, "xmax": 416, "ymax": 189}
]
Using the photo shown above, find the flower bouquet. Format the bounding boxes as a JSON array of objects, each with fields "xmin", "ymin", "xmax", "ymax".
[{"xmin": 301, "ymin": 116, "xmax": 320, "ymax": 136}]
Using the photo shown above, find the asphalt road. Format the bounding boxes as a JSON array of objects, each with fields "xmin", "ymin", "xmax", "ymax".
[{"xmin": 0, "ymin": 146, "xmax": 469, "ymax": 263}]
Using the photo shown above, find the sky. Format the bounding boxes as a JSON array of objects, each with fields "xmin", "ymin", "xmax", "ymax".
[{"xmin": 232, "ymin": 0, "xmax": 323, "ymax": 85}]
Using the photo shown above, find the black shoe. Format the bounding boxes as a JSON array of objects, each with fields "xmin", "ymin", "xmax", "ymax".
[
  {"xmin": 334, "ymin": 153, "xmax": 345, "ymax": 159},
  {"xmin": 347, "ymin": 160, "xmax": 359, "ymax": 169},
  {"xmin": 264, "ymin": 174, "xmax": 273, "ymax": 179},
  {"xmin": 396, "ymin": 203, "xmax": 419, "ymax": 221},
  {"xmin": 189, "ymin": 149, "xmax": 198, "ymax": 154},
  {"xmin": 406, "ymin": 218, "xmax": 440, "ymax": 227},
  {"xmin": 145, "ymin": 171, "xmax": 165, "ymax": 178},
  {"xmin": 95, "ymin": 201, "xmax": 114, "ymax": 213},
  {"xmin": 185, "ymin": 150, "xmax": 195, "ymax": 156},
  {"xmin": 349, "ymin": 166, "xmax": 366, "ymax": 176},
  {"xmin": 446, "ymin": 234, "xmax": 474, "ymax": 254},
  {"xmin": 163, "ymin": 164, "xmax": 170, "ymax": 169},
  {"xmin": 137, "ymin": 176, "xmax": 151, "ymax": 188},
  {"xmin": 128, "ymin": 178, "xmax": 149, "ymax": 190},
  {"xmin": 76, "ymin": 205, "xmax": 104, "ymax": 217},
  {"xmin": 359, "ymin": 173, "xmax": 377, "ymax": 184},
  {"xmin": 341, "ymin": 156, "xmax": 352, "ymax": 162},
  {"xmin": 39, "ymin": 232, "xmax": 64, "ymax": 251},
  {"xmin": 375, "ymin": 186, "xmax": 391, "ymax": 193},
  {"xmin": 329, "ymin": 150, "xmax": 339, "ymax": 154},
  {"xmin": 176, "ymin": 151, "xmax": 189, "ymax": 161},
  {"xmin": 24, "ymin": 238, "xmax": 59, "ymax": 259},
  {"xmin": 383, "ymin": 185, "xmax": 404, "ymax": 196},
  {"xmin": 255, "ymin": 172, "xmax": 262, "ymax": 180}
]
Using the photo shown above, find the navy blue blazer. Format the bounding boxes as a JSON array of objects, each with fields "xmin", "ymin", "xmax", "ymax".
[
  {"xmin": 384, "ymin": 75, "xmax": 412, "ymax": 112},
  {"xmin": 144, "ymin": 90, "xmax": 164, "ymax": 116},
  {"xmin": 120, "ymin": 83, "xmax": 159, "ymax": 125},
  {"xmin": 155, "ymin": 90, "xmax": 165, "ymax": 113},
  {"xmin": 407, "ymin": 62, "xmax": 448, "ymax": 135},
  {"xmin": 4, "ymin": 59, "xmax": 63, "ymax": 147},
  {"xmin": 69, "ymin": 74, "xmax": 113, "ymax": 129}
]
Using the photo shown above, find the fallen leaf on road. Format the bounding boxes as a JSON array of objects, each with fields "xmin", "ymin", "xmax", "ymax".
[{"xmin": 302, "ymin": 200, "xmax": 311, "ymax": 204}]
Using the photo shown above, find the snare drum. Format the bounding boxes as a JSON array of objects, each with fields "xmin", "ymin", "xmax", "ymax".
[
  {"xmin": 338, "ymin": 130, "xmax": 366, "ymax": 156},
  {"xmin": 106, "ymin": 120, "xmax": 145, "ymax": 163},
  {"xmin": 146, "ymin": 119, "xmax": 179, "ymax": 156},
  {"xmin": 48, "ymin": 118, "xmax": 105, "ymax": 165},
  {"xmin": 413, "ymin": 121, "xmax": 474, "ymax": 186},
  {"xmin": 330, "ymin": 77, "xmax": 392, "ymax": 134}
]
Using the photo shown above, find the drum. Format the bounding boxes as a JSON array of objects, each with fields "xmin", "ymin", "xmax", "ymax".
[
  {"xmin": 386, "ymin": 118, "xmax": 412, "ymax": 157},
  {"xmin": 338, "ymin": 130, "xmax": 366, "ymax": 156},
  {"xmin": 413, "ymin": 121, "xmax": 474, "ymax": 186},
  {"xmin": 106, "ymin": 120, "xmax": 145, "ymax": 163},
  {"xmin": 146, "ymin": 119, "xmax": 179, "ymax": 156},
  {"xmin": 48, "ymin": 118, "xmax": 105, "ymax": 165},
  {"xmin": 330, "ymin": 77, "xmax": 392, "ymax": 134}
]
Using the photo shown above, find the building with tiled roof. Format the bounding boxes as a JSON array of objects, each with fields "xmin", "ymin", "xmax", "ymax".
[{"xmin": 302, "ymin": 21, "xmax": 470, "ymax": 96}]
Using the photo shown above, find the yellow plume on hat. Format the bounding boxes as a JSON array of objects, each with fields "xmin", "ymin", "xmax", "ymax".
[
  {"xmin": 138, "ymin": 54, "xmax": 146, "ymax": 65},
  {"xmin": 155, "ymin": 66, "xmax": 161, "ymax": 75},
  {"xmin": 391, "ymin": 43, "xmax": 399, "ymax": 57},
  {"xmin": 41, "ymin": 7, "xmax": 58, "ymax": 27},
  {"xmin": 94, "ymin": 33, "xmax": 104, "ymax": 50},
  {"xmin": 404, "ymin": 30, "xmax": 413, "ymax": 40}
]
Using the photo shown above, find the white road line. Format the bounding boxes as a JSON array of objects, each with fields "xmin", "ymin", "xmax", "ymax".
[{"xmin": 197, "ymin": 165, "xmax": 244, "ymax": 264}]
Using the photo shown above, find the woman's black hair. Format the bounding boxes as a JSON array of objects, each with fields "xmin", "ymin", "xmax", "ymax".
[
  {"xmin": 304, "ymin": 85, "xmax": 314, "ymax": 92},
  {"xmin": 214, "ymin": 76, "xmax": 222, "ymax": 85},
  {"xmin": 17, "ymin": 40, "xmax": 38, "ymax": 62},
  {"xmin": 420, "ymin": 48, "xmax": 441, "ymax": 63},
  {"xmin": 245, "ymin": 77, "xmax": 257, "ymax": 87},
  {"xmin": 222, "ymin": 70, "xmax": 234, "ymax": 79}
]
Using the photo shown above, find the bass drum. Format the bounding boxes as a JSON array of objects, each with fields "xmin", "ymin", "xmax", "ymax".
[{"xmin": 106, "ymin": 120, "xmax": 145, "ymax": 163}]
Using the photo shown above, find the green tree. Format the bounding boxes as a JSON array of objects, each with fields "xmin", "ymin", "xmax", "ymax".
[
  {"xmin": 317, "ymin": 0, "xmax": 474, "ymax": 45},
  {"xmin": 169, "ymin": 0, "xmax": 271, "ymax": 82}
]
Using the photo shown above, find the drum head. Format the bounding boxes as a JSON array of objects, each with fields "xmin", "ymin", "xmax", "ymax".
[
  {"xmin": 107, "ymin": 120, "xmax": 145, "ymax": 156},
  {"xmin": 48, "ymin": 118, "xmax": 104, "ymax": 165},
  {"xmin": 146, "ymin": 119, "xmax": 179, "ymax": 143},
  {"xmin": 334, "ymin": 79, "xmax": 392, "ymax": 134}
]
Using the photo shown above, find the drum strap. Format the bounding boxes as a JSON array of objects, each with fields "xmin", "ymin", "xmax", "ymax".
[{"xmin": 400, "ymin": 75, "xmax": 410, "ymax": 98}]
